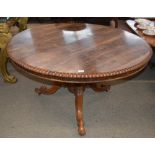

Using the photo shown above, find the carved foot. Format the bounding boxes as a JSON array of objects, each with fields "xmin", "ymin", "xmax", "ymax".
[
  {"xmin": 74, "ymin": 86, "xmax": 86, "ymax": 136},
  {"xmin": 35, "ymin": 85, "xmax": 61, "ymax": 95},
  {"xmin": 91, "ymin": 84, "xmax": 110, "ymax": 92}
]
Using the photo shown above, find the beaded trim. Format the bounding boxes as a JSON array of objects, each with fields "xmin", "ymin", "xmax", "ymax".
[{"xmin": 8, "ymin": 50, "xmax": 152, "ymax": 80}]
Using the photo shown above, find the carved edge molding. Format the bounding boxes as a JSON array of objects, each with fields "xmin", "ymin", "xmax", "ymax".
[{"xmin": 8, "ymin": 49, "xmax": 153, "ymax": 80}]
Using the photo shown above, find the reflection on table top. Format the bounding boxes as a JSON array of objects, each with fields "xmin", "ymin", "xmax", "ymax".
[{"xmin": 7, "ymin": 23, "xmax": 152, "ymax": 82}]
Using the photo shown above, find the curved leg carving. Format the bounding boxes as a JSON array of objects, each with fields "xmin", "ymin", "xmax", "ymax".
[
  {"xmin": 35, "ymin": 84, "xmax": 61, "ymax": 95},
  {"xmin": 91, "ymin": 83, "xmax": 110, "ymax": 92},
  {"xmin": 68, "ymin": 87, "xmax": 76, "ymax": 95},
  {"xmin": 0, "ymin": 48, "xmax": 17, "ymax": 83},
  {"xmin": 74, "ymin": 86, "xmax": 86, "ymax": 136}
]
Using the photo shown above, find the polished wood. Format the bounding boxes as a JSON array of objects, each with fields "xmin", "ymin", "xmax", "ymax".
[
  {"xmin": 74, "ymin": 86, "xmax": 86, "ymax": 136},
  {"xmin": 35, "ymin": 82, "xmax": 110, "ymax": 135},
  {"xmin": 90, "ymin": 84, "xmax": 110, "ymax": 92},
  {"xmin": 7, "ymin": 23, "xmax": 153, "ymax": 136},
  {"xmin": 35, "ymin": 84, "xmax": 61, "ymax": 95},
  {"xmin": 126, "ymin": 20, "xmax": 155, "ymax": 47},
  {"xmin": 8, "ymin": 23, "xmax": 152, "ymax": 83}
]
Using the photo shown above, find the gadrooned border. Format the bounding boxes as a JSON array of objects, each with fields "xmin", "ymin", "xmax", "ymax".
[{"xmin": 8, "ymin": 49, "xmax": 153, "ymax": 80}]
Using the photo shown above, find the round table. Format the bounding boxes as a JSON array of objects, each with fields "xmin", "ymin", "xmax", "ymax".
[{"xmin": 7, "ymin": 23, "xmax": 153, "ymax": 136}]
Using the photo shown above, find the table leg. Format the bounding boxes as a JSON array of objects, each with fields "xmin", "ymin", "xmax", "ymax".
[
  {"xmin": 35, "ymin": 84, "xmax": 61, "ymax": 95},
  {"xmin": 91, "ymin": 83, "xmax": 110, "ymax": 92},
  {"xmin": 74, "ymin": 86, "xmax": 86, "ymax": 136},
  {"xmin": 35, "ymin": 83, "xmax": 110, "ymax": 136}
]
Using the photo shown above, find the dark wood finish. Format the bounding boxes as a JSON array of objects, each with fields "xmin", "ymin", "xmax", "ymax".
[
  {"xmin": 35, "ymin": 85, "xmax": 61, "ymax": 95},
  {"xmin": 90, "ymin": 84, "xmax": 110, "ymax": 92},
  {"xmin": 7, "ymin": 23, "xmax": 152, "ymax": 83},
  {"xmin": 74, "ymin": 86, "xmax": 86, "ymax": 136},
  {"xmin": 34, "ymin": 82, "xmax": 110, "ymax": 136},
  {"xmin": 7, "ymin": 23, "xmax": 153, "ymax": 136},
  {"xmin": 126, "ymin": 20, "xmax": 155, "ymax": 47}
]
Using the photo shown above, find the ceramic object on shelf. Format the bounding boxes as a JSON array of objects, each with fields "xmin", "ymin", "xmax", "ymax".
[
  {"xmin": 135, "ymin": 18, "xmax": 152, "ymax": 25},
  {"xmin": 137, "ymin": 24, "xmax": 148, "ymax": 30},
  {"xmin": 137, "ymin": 24, "xmax": 155, "ymax": 30},
  {"xmin": 143, "ymin": 29, "xmax": 155, "ymax": 36}
]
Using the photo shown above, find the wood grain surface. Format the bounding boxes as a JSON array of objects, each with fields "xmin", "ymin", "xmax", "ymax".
[
  {"xmin": 7, "ymin": 23, "xmax": 153, "ymax": 136},
  {"xmin": 7, "ymin": 23, "xmax": 152, "ymax": 83}
]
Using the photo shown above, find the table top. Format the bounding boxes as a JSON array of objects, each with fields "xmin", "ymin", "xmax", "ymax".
[
  {"xmin": 7, "ymin": 23, "xmax": 152, "ymax": 83},
  {"xmin": 126, "ymin": 20, "xmax": 155, "ymax": 47}
]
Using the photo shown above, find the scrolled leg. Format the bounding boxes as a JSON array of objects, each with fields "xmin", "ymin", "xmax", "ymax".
[
  {"xmin": 35, "ymin": 84, "xmax": 61, "ymax": 95},
  {"xmin": 74, "ymin": 86, "xmax": 86, "ymax": 136},
  {"xmin": 91, "ymin": 83, "xmax": 110, "ymax": 92}
]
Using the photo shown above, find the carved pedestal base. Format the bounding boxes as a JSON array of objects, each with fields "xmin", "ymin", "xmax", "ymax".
[
  {"xmin": 91, "ymin": 83, "xmax": 110, "ymax": 92},
  {"xmin": 35, "ymin": 85, "xmax": 61, "ymax": 95},
  {"xmin": 35, "ymin": 83, "xmax": 110, "ymax": 136}
]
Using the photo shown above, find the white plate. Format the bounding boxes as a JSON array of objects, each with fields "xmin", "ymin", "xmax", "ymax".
[
  {"xmin": 143, "ymin": 29, "xmax": 155, "ymax": 36},
  {"xmin": 137, "ymin": 24, "xmax": 155, "ymax": 30},
  {"xmin": 135, "ymin": 18, "xmax": 152, "ymax": 24},
  {"xmin": 137, "ymin": 24, "xmax": 148, "ymax": 30}
]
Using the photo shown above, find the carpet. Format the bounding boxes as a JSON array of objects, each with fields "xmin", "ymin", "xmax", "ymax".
[{"xmin": 0, "ymin": 63, "xmax": 155, "ymax": 138}]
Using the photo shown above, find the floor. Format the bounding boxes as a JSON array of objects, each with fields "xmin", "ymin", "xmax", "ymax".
[{"xmin": 0, "ymin": 21, "xmax": 155, "ymax": 138}]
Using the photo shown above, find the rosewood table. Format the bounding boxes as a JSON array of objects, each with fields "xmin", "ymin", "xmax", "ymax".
[{"xmin": 7, "ymin": 23, "xmax": 152, "ymax": 136}]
